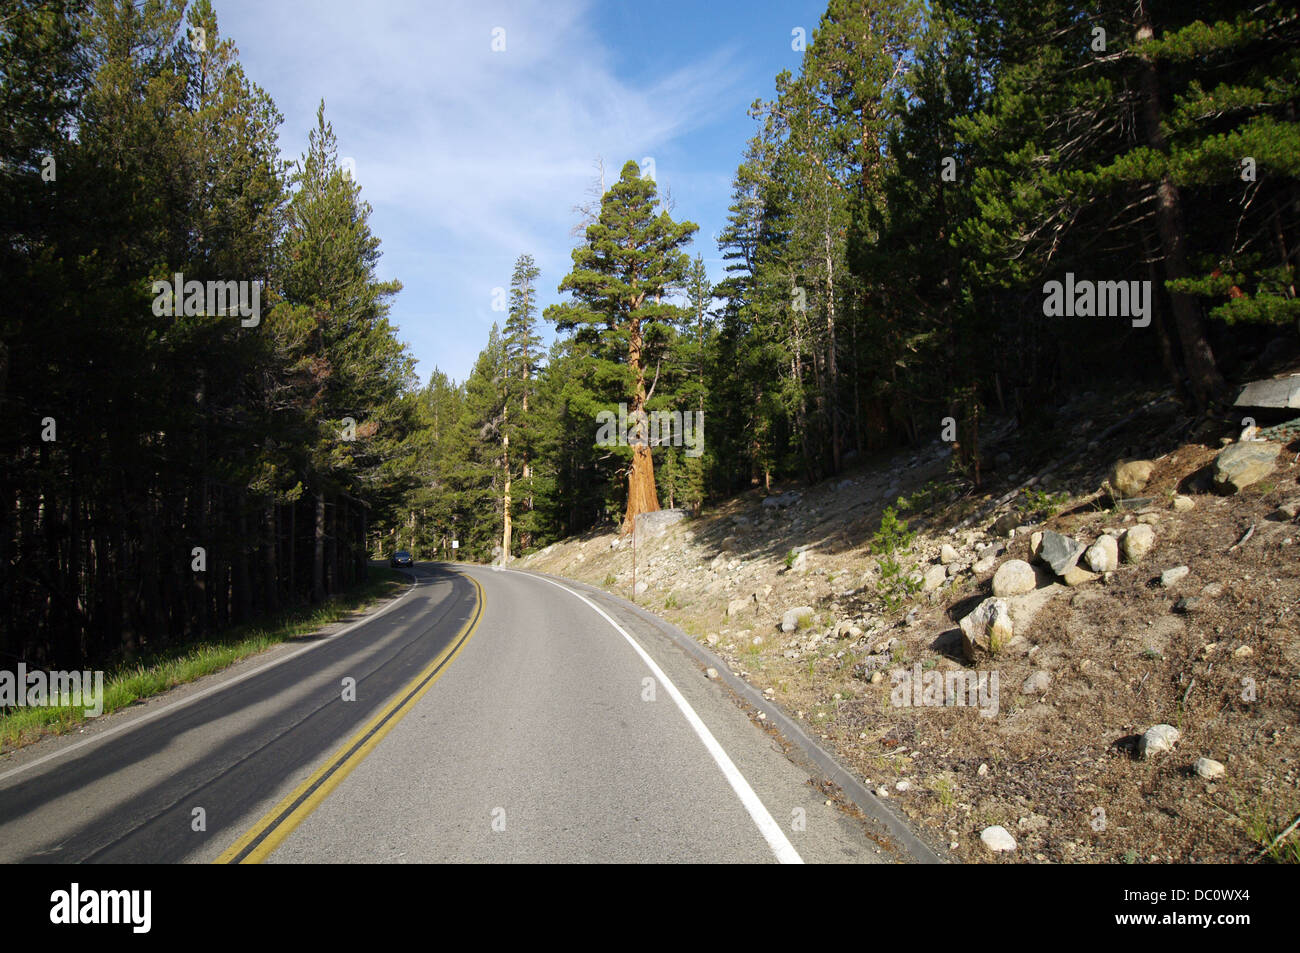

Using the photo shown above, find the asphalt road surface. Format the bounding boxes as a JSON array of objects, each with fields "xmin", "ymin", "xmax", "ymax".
[{"xmin": 0, "ymin": 563, "xmax": 910, "ymax": 863}]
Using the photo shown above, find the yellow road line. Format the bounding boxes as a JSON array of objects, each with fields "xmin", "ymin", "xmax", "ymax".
[{"xmin": 214, "ymin": 573, "xmax": 484, "ymax": 864}]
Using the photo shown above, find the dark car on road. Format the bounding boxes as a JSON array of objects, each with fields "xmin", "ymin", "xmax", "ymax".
[{"xmin": 390, "ymin": 550, "xmax": 413, "ymax": 568}]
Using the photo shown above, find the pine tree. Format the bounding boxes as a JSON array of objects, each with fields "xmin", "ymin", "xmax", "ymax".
[{"xmin": 544, "ymin": 160, "xmax": 698, "ymax": 532}]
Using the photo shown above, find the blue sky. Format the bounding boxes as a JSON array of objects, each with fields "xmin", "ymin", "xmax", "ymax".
[{"xmin": 214, "ymin": 0, "xmax": 827, "ymax": 384}]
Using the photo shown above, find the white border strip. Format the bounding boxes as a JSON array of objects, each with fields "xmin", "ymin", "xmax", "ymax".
[
  {"xmin": 507, "ymin": 569, "xmax": 803, "ymax": 864},
  {"xmin": 0, "ymin": 573, "xmax": 422, "ymax": 785}
]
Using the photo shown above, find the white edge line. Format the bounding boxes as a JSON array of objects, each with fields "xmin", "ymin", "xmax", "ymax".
[
  {"xmin": 0, "ymin": 571, "xmax": 422, "ymax": 785},
  {"xmin": 501, "ymin": 567, "xmax": 804, "ymax": 865}
]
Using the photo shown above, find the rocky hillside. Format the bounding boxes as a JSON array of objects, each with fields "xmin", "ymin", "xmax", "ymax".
[{"xmin": 519, "ymin": 375, "xmax": 1300, "ymax": 863}]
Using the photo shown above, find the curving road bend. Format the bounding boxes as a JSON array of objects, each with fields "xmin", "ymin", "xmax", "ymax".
[{"xmin": 0, "ymin": 563, "xmax": 905, "ymax": 864}]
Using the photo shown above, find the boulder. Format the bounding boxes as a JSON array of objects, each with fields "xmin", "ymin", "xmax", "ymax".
[
  {"xmin": 1234, "ymin": 374, "xmax": 1300, "ymax": 410},
  {"xmin": 636, "ymin": 508, "xmax": 688, "ymax": 538},
  {"xmin": 1213, "ymin": 441, "xmax": 1281, "ymax": 493}
]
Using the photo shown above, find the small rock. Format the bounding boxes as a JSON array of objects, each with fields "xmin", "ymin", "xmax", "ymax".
[
  {"xmin": 705, "ymin": 667, "xmax": 720, "ymax": 680},
  {"xmin": 1021, "ymin": 670, "xmax": 1051, "ymax": 694},
  {"xmin": 1160, "ymin": 566, "xmax": 1190, "ymax": 588},
  {"xmin": 1122, "ymin": 524, "xmax": 1156, "ymax": 562},
  {"xmin": 1111, "ymin": 459, "xmax": 1156, "ymax": 498},
  {"xmin": 1040, "ymin": 530, "xmax": 1085, "ymax": 575},
  {"xmin": 959, "ymin": 597, "xmax": 1013, "ymax": 660},
  {"xmin": 1061, "ymin": 563, "xmax": 1098, "ymax": 587},
  {"xmin": 1200, "ymin": 582, "xmax": 1225, "ymax": 598},
  {"xmin": 1139, "ymin": 724, "xmax": 1181, "ymax": 758},
  {"xmin": 726, "ymin": 597, "xmax": 752, "ymax": 617},
  {"xmin": 940, "ymin": 544, "xmax": 960, "ymax": 565},
  {"xmin": 992, "ymin": 512, "xmax": 1021, "ymax": 537},
  {"xmin": 992, "ymin": 559, "xmax": 1037, "ymax": 597},
  {"xmin": 1194, "ymin": 757, "xmax": 1225, "ymax": 780},
  {"xmin": 1084, "ymin": 535, "xmax": 1119, "ymax": 573},
  {"xmin": 895, "ymin": 780, "xmax": 911, "ymax": 792},
  {"xmin": 780, "ymin": 606, "xmax": 815, "ymax": 632},
  {"xmin": 1173, "ymin": 597, "xmax": 1202, "ymax": 614},
  {"xmin": 706, "ymin": 633, "xmax": 719, "ymax": 646},
  {"xmin": 980, "ymin": 825, "xmax": 1017, "ymax": 853},
  {"xmin": 923, "ymin": 563, "xmax": 949, "ymax": 592},
  {"xmin": 977, "ymin": 763, "xmax": 989, "ymax": 777},
  {"xmin": 973, "ymin": 555, "xmax": 997, "ymax": 574},
  {"xmin": 1172, "ymin": 494, "xmax": 1195, "ymax": 512},
  {"xmin": 634, "ymin": 580, "xmax": 648, "ymax": 595},
  {"xmin": 1233, "ymin": 645, "xmax": 1254, "ymax": 659}
]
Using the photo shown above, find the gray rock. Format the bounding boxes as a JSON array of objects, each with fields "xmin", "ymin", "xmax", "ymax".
[
  {"xmin": 705, "ymin": 667, "xmax": 720, "ymax": 680},
  {"xmin": 761, "ymin": 491, "xmax": 801, "ymax": 508},
  {"xmin": 992, "ymin": 559, "xmax": 1037, "ymax": 597},
  {"xmin": 1040, "ymin": 530, "xmax": 1086, "ymax": 575},
  {"xmin": 788, "ymin": 550, "xmax": 808, "ymax": 573},
  {"xmin": 1213, "ymin": 441, "xmax": 1281, "ymax": 493},
  {"xmin": 1172, "ymin": 494, "xmax": 1195, "ymax": 512},
  {"xmin": 780, "ymin": 606, "xmax": 815, "ymax": 633},
  {"xmin": 940, "ymin": 543, "xmax": 960, "ymax": 564},
  {"xmin": 1122, "ymin": 524, "xmax": 1156, "ymax": 562},
  {"xmin": 1234, "ymin": 374, "xmax": 1300, "ymax": 410},
  {"xmin": 634, "ymin": 580, "xmax": 649, "ymax": 595},
  {"xmin": 1021, "ymin": 670, "xmax": 1051, "ymax": 694},
  {"xmin": 973, "ymin": 555, "xmax": 997, "ymax": 574},
  {"xmin": 1084, "ymin": 534, "xmax": 1119, "ymax": 573},
  {"xmin": 636, "ymin": 508, "xmax": 688, "ymax": 538},
  {"xmin": 1160, "ymin": 565, "xmax": 1190, "ymax": 588},
  {"xmin": 1139, "ymin": 724, "xmax": 1181, "ymax": 758}
]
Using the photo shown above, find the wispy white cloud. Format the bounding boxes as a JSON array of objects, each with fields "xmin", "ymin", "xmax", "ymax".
[{"xmin": 218, "ymin": 0, "xmax": 750, "ymax": 381}]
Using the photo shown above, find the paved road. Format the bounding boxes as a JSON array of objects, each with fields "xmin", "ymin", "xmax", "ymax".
[{"xmin": 0, "ymin": 563, "xmax": 905, "ymax": 863}]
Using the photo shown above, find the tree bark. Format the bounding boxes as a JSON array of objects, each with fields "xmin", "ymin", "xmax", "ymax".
[{"xmin": 1136, "ymin": 2, "xmax": 1226, "ymax": 408}]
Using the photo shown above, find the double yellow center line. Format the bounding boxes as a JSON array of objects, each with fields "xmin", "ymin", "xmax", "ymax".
[{"xmin": 215, "ymin": 573, "xmax": 484, "ymax": 864}]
